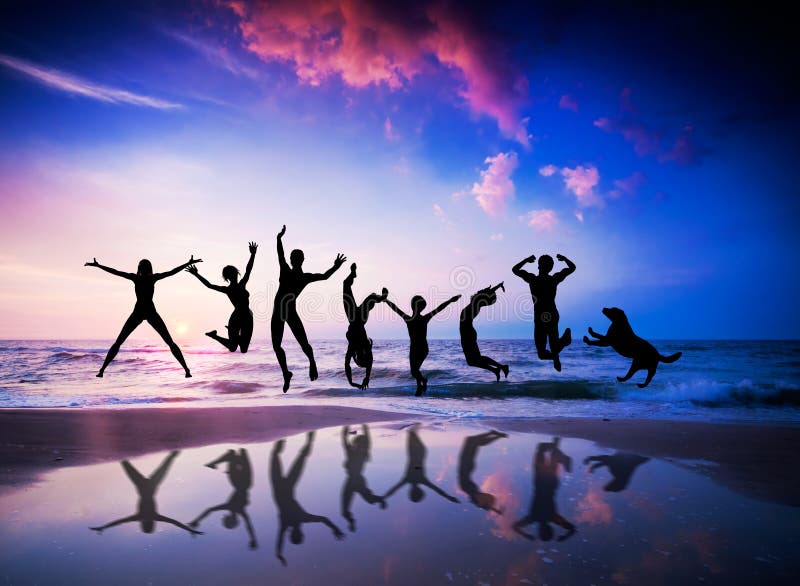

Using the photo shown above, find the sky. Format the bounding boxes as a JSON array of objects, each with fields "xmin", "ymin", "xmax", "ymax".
[{"xmin": 0, "ymin": 0, "xmax": 797, "ymax": 341}]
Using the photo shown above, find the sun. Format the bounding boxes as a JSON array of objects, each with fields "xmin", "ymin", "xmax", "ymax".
[{"xmin": 176, "ymin": 323, "xmax": 188, "ymax": 335}]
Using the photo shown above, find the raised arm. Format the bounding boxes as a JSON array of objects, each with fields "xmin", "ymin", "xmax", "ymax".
[
  {"xmin": 512, "ymin": 516, "xmax": 536, "ymax": 541},
  {"xmin": 341, "ymin": 425, "xmax": 351, "ymax": 452},
  {"xmin": 277, "ymin": 225, "xmax": 288, "ymax": 270},
  {"xmin": 423, "ymin": 478, "xmax": 460, "ymax": 503},
  {"xmin": 189, "ymin": 504, "xmax": 227, "ymax": 527},
  {"xmin": 240, "ymin": 242, "xmax": 258, "ymax": 287},
  {"xmin": 84, "ymin": 258, "xmax": 135, "ymax": 280},
  {"xmin": 156, "ymin": 514, "xmax": 203, "ymax": 535},
  {"xmin": 554, "ymin": 253, "xmax": 576, "ymax": 281},
  {"xmin": 275, "ymin": 523, "xmax": 288, "ymax": 565},
  {"xmin": 363, "ymin": 424, "xmax": 371, "ymax": 451},
  {"xmin": 382, "ymin": 477, "xmax": 408, "ymax": 500},
  {"xmin": 154, "ymin": 255, "xmax": 202, "ymax": 281},
  {"xmin": 186, "ymin": 265, "xmax": 226, "ymax": 292},
  {"xmin": 241, "ymin": 510, "xmax": 258, "ymax": 549},
  {"xmin": 304, "ymin": 513, "xmax": 345, "ymax": 539},
  {"xmin": 89, "ymin": 514, "xmax": 139, "ymax": 532},
  {"xmin": 427, "ymin": 295, "xmax": 461, "ymax": 319},
  {"xmin": 512, "ymin": 254, "xmax": 536, "ymax": 280},
  {"xmin": 308, "ymin": 253, "xmax": 347, "ymax": 282},
  {"xmin": 384, "ymin": 299, "xmax": 410, "ymax": 320}
]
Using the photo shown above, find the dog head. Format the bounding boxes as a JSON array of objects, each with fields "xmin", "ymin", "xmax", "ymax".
[{"xmin": 602, "ymin": 307, "xmax": 628, "ymax": 324}]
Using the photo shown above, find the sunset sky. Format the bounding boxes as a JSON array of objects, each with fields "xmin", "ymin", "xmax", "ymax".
[{"xmin": 0, "ymin": 1, "xmax": 797, "ymax": 340}]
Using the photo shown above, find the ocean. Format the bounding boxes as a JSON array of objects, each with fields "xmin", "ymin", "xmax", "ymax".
[{"xmin": 2, "ymin": 339, "xmax": 799, "ymax": 423}]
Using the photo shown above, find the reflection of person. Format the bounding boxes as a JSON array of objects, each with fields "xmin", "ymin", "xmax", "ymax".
[
  {"xmin": 89, "ymin": 451, "xmax": 200, "ymax": 536},
  {"xmin": 341, "ymin": 425, "xmax": 386, "ymax": 532},
  {"xmin": 584, "ymin": 452, "xmax": 650, "ymax": 492},
  {"xmin": 512, "ymin": 253, "xmax": 575, "ymax": 371},
  {"xmin": 458, "ymin": 430, "xmax": 507, "ymax": 513},
  {"xmin": 385, "ymin": 294, "xmax": 461, "ymax": 395},
  {"xmin": 189, "ymin": 449, "xmax": 257, "ymax": 549},
  {"xmin": 383, "ymin": 426, "xmax": 459, "ymax": 504},
  {"xmin": 271, "ymin": 432, "xmax": 344, "ymax": 565},
  {"xmin": 460, "ymin": 283, "xmax": 509, "ymax": 380},
  {"xmin": 343, "ymin": 264, "xmax": 387, "ymax": 390},
  {"xmin": 85, "ymin": 256, "xmax": 201, "ymax": 377},
  {"xmin": 513, "ymin": 438, "xmax": 576, "ymax": 542},
  {"xmin": 187, "ymin": 242, "xmax": 257, "ymax": 353},
  {"xmin": 272, "ymin": 225, "xmax": 346, "ymax": 392}
]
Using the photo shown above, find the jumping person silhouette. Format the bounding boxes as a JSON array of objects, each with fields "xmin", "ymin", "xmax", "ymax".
[
  {"xmin": 513, "ymin": 438, "xmax": 576, "ymax": 542},
  {"xmin": 272, "ymin": 225, "xmax": 346, "ymax": 392},
  {"xmin": 341, "ymin": 425, "xmax": 386, "ymax": 532},
  {"xmin": 271, "ymin": 432, "xmax": 344, "ymax": 565},
  {"xmin": 85, "ymin": 255, "xmax": 201, "ymax": 377},
  {"xmin": 512, "ymin": 253, "xmax": 576, "ymax": 371},
  {"xmin": 383, "ymin": 426, "xmax": 459, "ymax": 504},
  {"xmin": 186, "ymin": 242, "xmax": 257, "ymax": 353},
  {"xmin": 343, "ymin": 264, "xmax": 388, "ymax": 390},
  {"xmin": 385, "ymin": 293, "xmax": 461, "ymax": 395},
  {"xmin": 89, "ymin": 451, "xmax": 201, "ymax": 536},
  {"xmin": 460, "ymin": 283, "xmax": 509, "ymax": 381},
  {"xmin": 189, "ymin": 448, "xmax": 257, "ymax": 549},
  {"xmin": 458, "ymin": 430, "xmax": 508, "ymax": 513}
]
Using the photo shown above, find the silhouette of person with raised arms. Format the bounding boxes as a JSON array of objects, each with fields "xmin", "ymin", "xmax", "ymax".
[
  {"xmin": 271, "ymin": 432, "xmax": 344, "ymax": 566},
  {"xmin": 85, "ymin": 255, "xmax": 201, "ymax": 377},
  {"xmin": 343, "ymin": 264, "xmax": 388, "ymax": 389},
  {"xmin": 513, "ymin": 437, "xmax": 576, "ymax": 542},
  {"xmin": 89, "ymin": 451, "xmax": 201, "ymax": 536},
  {"xmin": 512, "ymin": 253, "xmax": 576, "ymax": 371},
  {"xmin": 341, "ymin": 425, "xmax": 386, "ymax": 532},
  {"xmin": 189, "ymin": 448, "xmax": 257, "ymax": 549},
  {"xmin": 460, "ymin": 283, "xmax": 509, "ymax": 381},
  {"xmin": 186, "ymin": 242, "xmax": 257, "ymax": 353},
  {"xmin": 385, "ymin": 293, "xmax": 461, "ymax": 396},
  {"xmin": 584, "ymin": 452, "xmax": 650, "ymax": 492},
  {"xmin": 383, "ymin": 426, "xmax": 460, "ymax": 504},
  {"xmin": 272, "ymin": 225, "xmax": 346, "ymax": 392},
  {"xmin": 458, "ymin": 430, "xmax": 508, "ymax": 513}
]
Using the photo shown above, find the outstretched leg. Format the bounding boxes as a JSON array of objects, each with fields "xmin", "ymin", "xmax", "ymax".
[
  {"xmin": 206, "ymin": 311, "xmax": 240, "ymax": 351},
  {"xmin": 617, "ymin": 361, "xmax": 640, "ymax": 382},
  {"xmin": 410, "ymin": 350, "xmax": 428, "ymax": 396},
  {"xmin": 149, "ymin": 450, "xmax": 179, "ymax": 491},
  {"xmin": 98, "ymin": 311, "xmax": 144, "ymax": 376},
  {"xmin": 287, "ymin": 434, "xmax": 314, "ymax": 487},
  {"xmin": 238, "ymin": 311, "xmax": 253, "ymax": 353},
  {"xmin": 287, "ymin": 308, "xmax": 318, "ymax": 381},
  {"xmin": 271, "ymin": 310, "xmax": 292, "ymax": 391},
  {"xmin": 547, "ymin": 319, "xmax": 565, "ymax": 372},
  {"xmin": 121, "ymin": 460, "xmax": 148, "ymax": 493},
  {"xmin": 147, "ymin": 311, "xmax": 191, "ymax": 377},
  {"xmin": 534, "ymin": 323, "xmax": 553, "ymax": 360},
  {"xmin": 343, "ymin": 264, "xmax": 357, "ymax": 323}
]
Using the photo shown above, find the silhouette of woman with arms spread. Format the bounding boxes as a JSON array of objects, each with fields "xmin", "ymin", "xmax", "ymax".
[
  {"xmin": 460, "ymin": 283, "xmax": 509, "ymax": 381},
  {"xmin": 89, "ymin": 451, "xmax": 201, "ymax": 536},
  {"xmin": 513, "ymin": 438, "xmax": 576, "ymax": 542},
  {"xmin": 271, "ymin": 432, "xmax": 344, "ymax": 565},
  {"xmin": 343, "ymin": 263, "xmax": 388, "ymax": 389},
  {"xmin": 383, "ymin": 426, "xmax": 459, "ymax": 504},
  {"xmin": 458, "ymin": 430, "xmax": 508, "ymax": 513},
  {"xmin": 272, "ymin": 225, "xmax": 346, "ymax": 392},
  {"xmin": 190, "ymin": 448, "xmax": 257, "ymax": 549},
  {"xmin": 85, "ymin": 255, "xmax": 201, "ymax": 377},
  {"xmin": 385, "ymin": 293, "xmax": 461, "ymax": 396},
  {"xmin": 341, "ymin": 425, "xmax": 386, "ymax": 532},
  {"xmin": 186, "ymin": 242, "xmax": 257, "ymax": 353},
  {"xmin": 512, "ymin": 253, "xmax": 576, "ymax": 371}
]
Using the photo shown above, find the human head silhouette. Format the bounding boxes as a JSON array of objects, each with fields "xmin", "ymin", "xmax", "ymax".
[
  {"xmin": 137, "ymin": 259, "xmax": 153, "ymax": 277},
  {"xmin": 223, "ymin": 513, "xmax": 239, "ymax": 529},
  {"xmin": 289, "ymin": 249, "xmax": 304, "ymax": 268},
  {"xmin": 411, "ymin": 295, "xmax": 427, "ymax": 315},
  {"xmin": 409, "ymin": 485, "xmax": 425, "ymax": 502},
  {"xmin": 353, "ymin": 435, "xmax": 368, "ymax": 451},
  {"xmin": 141, "ymin": 518, "xmax": 155, "ymax": 533},
  {"xmin": 290, "ymin": 525, "xmax": 304, "ymax": 544},
  {"xmin": 538, "ymin": 255, "xmax": 554, "ymax": 274},
  {"xmin": 222, "ymin": 265, "xmax": 240, "ymax": 283},
  {"xmin": 472, "ymin": 491, "xmax": 496, "ymax": 511},
  {"xmin": 539, "ymin": 522, "xmax": 554, "ymax": 541}
]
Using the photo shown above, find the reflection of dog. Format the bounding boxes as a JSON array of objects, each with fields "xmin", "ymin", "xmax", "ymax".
[
  {"xmin": 584, "ymin": 307, "xmax": 681, "ymax": 388},
  {"xmin": 584, "ymin": 452, "xmax": 650, "ymax": 492}
]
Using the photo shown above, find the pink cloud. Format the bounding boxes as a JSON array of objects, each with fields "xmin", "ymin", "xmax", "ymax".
[
  {"xmin": 538, "ymin": 164, "xmax": 557, "ymax": 177},
  {"xmin": 522, "ymin": 209, "xmax": 558, "ymax": 232},
  {"xmin": 610, "ymin": 171, "xmax": 647, "ymax": 198},
  {"xmin": 225, "ymin": 0, "xmax": 530, "ymax": 145},
  {"xmin": 561, "ymin": 164, "xmax": 602, "ymax": 208},
  {"xmin": 489, "ymin": 232, "xmax": 504, "ymax": 241},
  {"xmin": 466, "ymin": 151, "xmax": 518, "ymax": 216},
  {"xmin": 558, "ymin": 94, "xmax": 578, "ymax": 112},
  {"xmin": 384, "ymin": 117, "xmax": 398, "ymax": 141}
]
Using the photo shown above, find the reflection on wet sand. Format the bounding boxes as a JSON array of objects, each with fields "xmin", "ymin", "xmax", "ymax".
[
  {"xmin": 458, "ymin": 430, "xmax": 508, "ymax": 513},
  {"xmin": 89, "ymin": 450, "xmax": 201, "ymax": 536},
  {"xmin": 584, "ymin": 452, "xmax": 650, "ymax": 492},
  {"xmin": 341, "ymin": 425, "xmax": 386, "ymax": 532}
]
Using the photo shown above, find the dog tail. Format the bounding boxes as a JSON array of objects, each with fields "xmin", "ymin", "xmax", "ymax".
[{"xmin": 659, "ymin": 351, "xmax": 682, "ymax": 363}]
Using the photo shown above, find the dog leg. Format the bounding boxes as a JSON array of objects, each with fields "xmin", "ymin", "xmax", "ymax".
[
  {"xmin": 583, "ymin": 334, "xmax": 609, "ymax": 346},
  {"xmin": 638, "ymin": 367, "xmax": 656, "ymax": 388},
  {"xmin": 588, "ymin": 327, "xmax": 604, "ymax": 339},
  {"xmin": 617, "ymin": 361, "xmax": 639, "ymax": 382}
]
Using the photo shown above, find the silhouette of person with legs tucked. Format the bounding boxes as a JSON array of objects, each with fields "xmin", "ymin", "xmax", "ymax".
[
  {"xmin": 512, "ymin": 253, "xmax": 576, "ymax": 372},
  {"xmin": 584, "ymin": 452, "xmax": 650, "ymax": 492},
  {"xmin": 272, "ymin": 225, "xmax": 346, "ymax": 392},
  {"xmin": 271, "ymin": 432, "xmax": 344, "ymax": 565},
  {"xmin": 385, "ymin": 294, "xmax": 461, "ymax": 396},
  {"xmin": 513, "ymin": 438, "xmax": 576, "ymax": 542},
  {"xmin": 187, "ymin": 242, "xmax": 257, "ymax": 353},
  {"xmin": 189, "ymin": 448, "xmax": 257, "ymax": 549},
  {"xmin": 458, "ymin": 430, "xmax": 508, "ymax": 513},
  {"xmin": 343, "ymin": 264, "xmax": 387, "ymax": 389},
  {"xmin": 341, "ymin": 425, "xmax": 386, "ymax": 532},
  {"xmin": 383, "ymin": 426, "xmax": 459, "ymax": 504},
  {"xmin": 89, "ymin": 451, "xmax": 200, "ymax": 535},
  {"xmin": 460, "ymin": 283, "xmax": 509, "ymax": 381},
  {"xmin": 85, "ymin": 256, "xmax": 201, "ymax": 377}
]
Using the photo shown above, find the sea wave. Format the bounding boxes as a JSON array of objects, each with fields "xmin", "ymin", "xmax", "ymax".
[{"xmin": 622, "ymin": 378, "xmax": 800, "ymax": 407}]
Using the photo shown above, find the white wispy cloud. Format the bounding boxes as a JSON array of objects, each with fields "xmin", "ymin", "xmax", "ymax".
[{"xmin": 0, "ymin": 53, "xmax": 184, "ymax": 110}]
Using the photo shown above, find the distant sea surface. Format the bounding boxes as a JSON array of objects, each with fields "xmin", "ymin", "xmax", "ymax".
[{"xmin": 1, "ymin": 339, "xmax": 799, "ymax": 423}]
